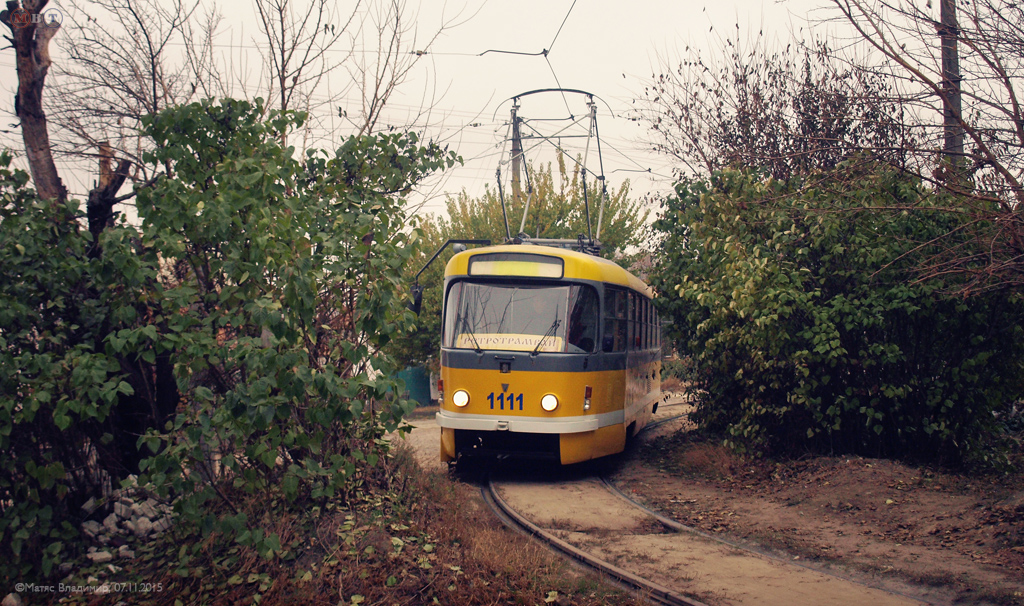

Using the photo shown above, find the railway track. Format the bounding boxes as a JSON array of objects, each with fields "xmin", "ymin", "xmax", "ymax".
[
  {"xmin": 478, "ymin": 402, "xmax": 707, "ymax": 606},
  {"xmin": 481, "ymin": 478, "xmax": 709, "ymax": 606},
  {"xmin": 476, "ymin": 403, "xmax": 928, "ymax": 606}
]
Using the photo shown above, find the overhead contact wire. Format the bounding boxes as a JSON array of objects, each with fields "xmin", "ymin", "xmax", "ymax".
[{"xmin": 546, "ymin": 0, "xmax": 578, "ymax": 114}]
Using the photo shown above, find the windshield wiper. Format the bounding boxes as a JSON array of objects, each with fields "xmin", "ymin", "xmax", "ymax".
[
  {"xmin": 531, "ymin": 317, "xmax": 562, "ymax": 356},
  {"xmin": 458, "ymin": 312, "xmax": 484, "ymax": 353}
]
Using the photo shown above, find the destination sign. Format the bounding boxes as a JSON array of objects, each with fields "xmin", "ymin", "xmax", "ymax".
[{"xmin": 455, "ymin": 333, "xmax": 564, "ymax": 352}]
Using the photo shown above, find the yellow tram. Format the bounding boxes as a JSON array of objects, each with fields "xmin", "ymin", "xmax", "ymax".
[{"xmin": 436, "ymin": 244, "xmax": 662, "ymax": 466}]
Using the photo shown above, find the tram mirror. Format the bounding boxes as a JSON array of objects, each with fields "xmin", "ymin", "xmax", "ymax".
[
  {"xmin": 408, "ymin": 284, "xmax": 424, "ymax": 315},
  {"xmin": 453, "ymin": 243, "xmax": 467, "ymax": 253}
]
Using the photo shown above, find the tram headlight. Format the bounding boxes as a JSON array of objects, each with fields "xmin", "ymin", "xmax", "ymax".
[
  {"xmin": 452, "ymin": 389, "xmax": 470, "ymax": 407},
  {"xmin": 540, "ymin": 394, "xmax": 559, "ymax": 412}
]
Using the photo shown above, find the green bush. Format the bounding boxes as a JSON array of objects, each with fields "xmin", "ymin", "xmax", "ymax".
[
  {"xmin": 652, "ymin": 164, "xmax": 1024, "ymax": 465},
  {"xmin": 0, "ymin": 100, "xmax": 459, "ymax": 585},
  {"xmin": 132, "ymin": 99, "xmax": 457, "ymax": 560},
  {"xmin": 660, "ymin": 356, "xmax": 699, "ymax": 384},
  {"xmin": 0, "ymin": 152, "xmax": 131, "ymax": 580}
]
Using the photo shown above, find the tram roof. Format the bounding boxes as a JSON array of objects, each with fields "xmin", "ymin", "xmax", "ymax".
[{"xmin": 444, "ymin": 244, "xmax": 652, "ymax": 296}]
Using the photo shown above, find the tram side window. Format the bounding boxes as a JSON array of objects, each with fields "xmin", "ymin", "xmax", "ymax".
[
  {"xmin": 638, "ymin": 298, "xmax": 647, "ymax": 350},
  {"xmin": 647, "ymin": 300, "xmax": 654, "ymax": 349},
  {"xmin": 602, "ymin": 288, "xmax": 627, "ymax": 352},
  {"xmin": 653, "ymin": 307, "xmax": 660, "ymax": 349},
  {"xmin": 635, "ymin": 296, "xmax": 643, "ymax": 350},
  {"xmin": 642, "ymin": 298, "xmax": 649, "ymax": 349},
  {"xmin": 630, "ymin": 292, "xmax": 641, "ymax": 350},
  {"xmin": 567, "ymin": 285, "xmax": 599, "ymax": 353}
]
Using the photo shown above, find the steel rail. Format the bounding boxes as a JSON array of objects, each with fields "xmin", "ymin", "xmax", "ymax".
[{"xmin": 482, "ymin": 479, "xmax": 709, "ymax": 606}]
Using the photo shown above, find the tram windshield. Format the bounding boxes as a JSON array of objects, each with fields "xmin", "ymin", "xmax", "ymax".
[{"xmin": 444, "ymin": 282, "xmax": 599, "ymax": 353}]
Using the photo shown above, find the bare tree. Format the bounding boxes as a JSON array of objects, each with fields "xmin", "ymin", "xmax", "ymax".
[
  {"xmin": 824, "ymin": 0, "xmax": 1024, "ymax": 292},
  {"xmin": 2, "ymin": 0, "xmax": 67, "ymax": 201},
  {"xmin": 633, "ymin": 31, "xmax": 913, "ymax": 182},
  {"xmin": 341, "ymin": 0, "xmax": 456, "ymax": 137},
  {"xmin": 252, "ymin": 0, "xmax": 357, "ymax": 145},
  {"xmin": 636, "ymin": 6, "xmax": 1024, "ymax": 293},
  {"xmin": 47, "ymin": 0, "xmax": 218, "ymax": 184},
  {"xmin": 827, "ymin": 0, "xmax": 1024, "ymax": 205},
  {"xmin": 7, "ymin": 0, "xmax": 466, "ymax": 215}
]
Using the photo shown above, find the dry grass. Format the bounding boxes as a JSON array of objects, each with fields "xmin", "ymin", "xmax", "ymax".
[
  {"xmin": 65, "ymin": 442, "xmax": 640, "ymax": 606},
  {"xmin": 660, "ymin": 376, "xmax": 686, "ymax": 393}
]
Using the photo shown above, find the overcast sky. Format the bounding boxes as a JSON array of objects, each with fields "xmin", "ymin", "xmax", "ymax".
[
  {"xmin": 1, "ymin": 0, "xmax": 831, "ymax": 217},
  {"xmin": 398, "ymin": 0, "xmax": 826, "ymax": 209},
  {"xmin": 349, "ymin": 0, "xmax": 831, "ymax": 216}
]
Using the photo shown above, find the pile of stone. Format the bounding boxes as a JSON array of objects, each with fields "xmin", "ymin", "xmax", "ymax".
[
  {"xmin": 2, "ymin": 477, "xmax": 178, "ymax": 606},
  {"xmin": 77, "ymin": 476, "xmax": 174, "ymax": 564}
]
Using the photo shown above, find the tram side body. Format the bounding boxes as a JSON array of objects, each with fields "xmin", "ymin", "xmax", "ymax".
[{"xmin": 436, "ymin": 245, "xmax": 662, "ymax": 466}]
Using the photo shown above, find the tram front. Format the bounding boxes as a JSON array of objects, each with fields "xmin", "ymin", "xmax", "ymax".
[{"xmin": 436, "ymin": 247, "xmax": 630, "ymax": 466}]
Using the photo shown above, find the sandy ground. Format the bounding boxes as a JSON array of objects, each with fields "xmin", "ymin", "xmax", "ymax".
[
  {"xmin": 395, "ymin": 403, "xmax": 1009, "ymax": 605},
  {"xmin": 494, "ymin": 473, "xmax": 927, "ymax": 606},
  {"xmin": 618, "ymin": 412, "xmax": 1024, "ymax": 606}
]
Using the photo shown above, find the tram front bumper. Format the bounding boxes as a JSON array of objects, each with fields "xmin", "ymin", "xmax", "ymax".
[
  {"xmin": 436, "ymin": 410, "xmax": 617, "ymax": 433},
  {"xmin": 437, "ymin": 409, "xmax": 627, "ymax": 465}
]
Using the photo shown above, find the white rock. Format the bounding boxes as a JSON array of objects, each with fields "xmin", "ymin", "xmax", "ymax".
[
  {"xmin": 118, "ymin": 545, "xmax": 135, "ymax": 559},
  {"xmin": 123, "ymin": 520, "xmax": 137, "ymax": 534},
  {"xmin": 87, "ymin": 551, "xmax": 114, "ymax": 564},
  {"xmin": 81, "ymin": 497, "xmax": 100, "ymax": 515},
  {"xmin": 152, "ymin": 516, "xmax": 172, "ymax": 534},
  {"xmin": 2, "ymin": 593, "xmax": 24, "ymax": 606},
  {"xmin": 140, "ymin": 500, "xmax": 159, "ymax": 519},
  {"xmin": 102, "ymin": 513, "xmax": 119, "ymax": 534},
  {"xmin": 114, "ymin": 502, "xmax": 131, "ymax": 520},
  {"xmin": 134, "ymin": 517, "xmax": 153, "ymax": 537},
  {"xmin": 82, "ymin": 521, "xmax": 103, "ymax": 538}
]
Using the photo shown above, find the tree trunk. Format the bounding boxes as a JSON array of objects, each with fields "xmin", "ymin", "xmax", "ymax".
[
  {"xmin": 3, "ymin": 0, "xmax": 67, "ymax": 202},
  {"xmin": 87, "ymin": 141, "xmax": 130, "ymax": 254}
]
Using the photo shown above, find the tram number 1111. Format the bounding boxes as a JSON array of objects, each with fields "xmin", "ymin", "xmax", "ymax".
[{"xmin": 488, "ymin": 392, "xmax": 524, "ymax": 411}]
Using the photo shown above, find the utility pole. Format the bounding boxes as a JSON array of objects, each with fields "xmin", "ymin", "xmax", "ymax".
[
  {"xmin": 940, "ymin": 0, "xmax": 964, "ymax": 164},
  {"xmin": 511, "ymin": 101, "xmax": 523, "ymax": 205}
]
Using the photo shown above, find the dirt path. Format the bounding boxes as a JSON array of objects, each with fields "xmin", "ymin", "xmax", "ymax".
[
  {"xmin": 396, "ymin": 404, "xmax": 971, "ymax": 605},
  {"xmin": 621, "ymin": 411, "xmax": 1024, "ymax": 606},
  {"xmin": 496, "ymin": 473, "xmax": 929, "ymax": 606},
  {"xmin": 396, "ymin": 411, "xmax": 445, "ymax": 472}
]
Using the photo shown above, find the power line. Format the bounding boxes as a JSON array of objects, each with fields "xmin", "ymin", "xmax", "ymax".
[
  {"xmin": 547, "ymin": 0, "xmax": 578, "ymax": 53},
  {"xmin": 423, "ymin": 0, "xmax": 579, "ymax": 62}
]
